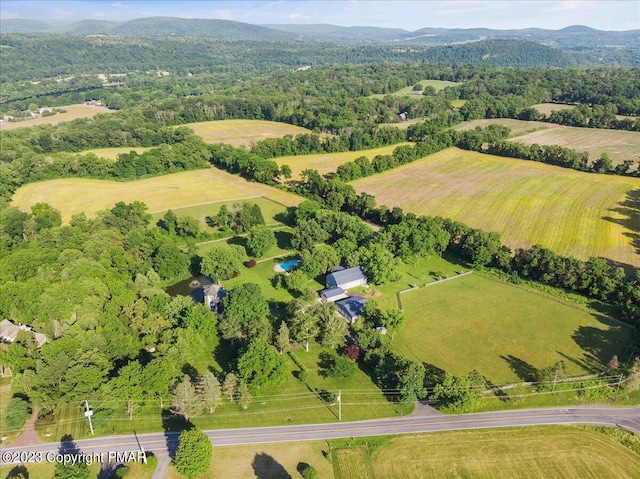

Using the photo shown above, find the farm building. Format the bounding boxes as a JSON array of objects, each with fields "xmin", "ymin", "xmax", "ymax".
[
  {"xmin": 336, "ymin": 296, "xmax": 368, "ymax": 323},
  {"xmin": 326, "ymin": 266, "xmax": 367, "ymax": 290},
  {"xmin": 0, "ymin": 319, "xmax": 48, "ymax": 347},
  {"xmin": 320, "ymin": 287, "xmax": 348, "ymax": 302}
]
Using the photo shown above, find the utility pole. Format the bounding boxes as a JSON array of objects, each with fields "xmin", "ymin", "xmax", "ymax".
[
  {"xmin": 84, "ymin": 399, "xmax": 94, "ymax": 435},
  {"xmin": 337, "ymin": 390, "xmax": 342, "ymax": 422}
]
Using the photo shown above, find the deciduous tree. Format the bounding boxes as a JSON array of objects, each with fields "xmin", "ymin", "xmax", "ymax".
[
  {"xmin": 171, "ymin": 375, "xmax": 202, "ymax": 422},
  {"xmin": 173, "ymin": 429, "xmax": 213, "ymax": 479},
  {"xmin": 198, "ymin": 371, "xmax": 222, "ymax": 414}
]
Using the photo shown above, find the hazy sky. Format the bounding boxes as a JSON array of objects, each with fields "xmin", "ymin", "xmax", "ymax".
[{"xmin": 1, "ymin": 1, "xmax": 639, "ymax": 31}]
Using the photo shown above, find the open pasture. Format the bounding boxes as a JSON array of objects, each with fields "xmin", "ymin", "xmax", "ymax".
[
  {"xmin": 275, "ymin": 143, "xmax": 411, "ymax": 178},
  {"xmin": 532, "ymin": 102, "xmax": 576, "ymax": 116},
  {"xmin": 0, "ymin": 104, "xmax": 114, "ymax": 131},
  {"xmin": 181, "ymin": 119, "xmax": 313, "ymax": 147},
  {"xmin": 351, "ymin": 147, "xmax": 640, "ymax": 267},
  {"xmin": 150, "ymin": 196, "xmax": 288, "ymax": 230},
  {"xmin": 368, "ymin": 79, "xmax": 460, "ymax": 99},
  {"xmin": 12, "ymin": 167, "xmax": 302, "ymax": 223},
  {"xmin": 369, "ymin": 427, "xmax": 640, "ymax": 479},
  {"xmin": 458, "ymin": 118, "xmax": 640, "ymax": 164},
  {"xmin": 394, "ymin": 274, "xmax": 634, "ymax": 384},
  {"xmin": 81, "ymin": 146, "xmax": 152, "ymax": 160}
]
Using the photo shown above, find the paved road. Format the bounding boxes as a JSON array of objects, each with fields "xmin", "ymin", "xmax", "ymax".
[{"xmin": 1, "ymin": 406, "xmax": 638, "ymax": 470}]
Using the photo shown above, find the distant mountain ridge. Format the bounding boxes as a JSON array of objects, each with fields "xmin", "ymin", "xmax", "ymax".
[
  {"xmin": 1, "ymin": 16, "xmax": 300, "ymax": 41},
  {"xmin": 1, "ymin": 16, "xmax": 639, "ymax": 50}
]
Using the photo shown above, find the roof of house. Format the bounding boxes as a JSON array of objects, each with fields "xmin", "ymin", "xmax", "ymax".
[
  {"xmin": 203, "ymin": 284, "xmax": 223, "ymax": 296},
  {"xmin": 327, "ymin": 266, "xmax": 366, "ymax": 286},
  {"xmin": 0, "ymin": 319, "xmax": 48, "ymax": 347},
  {"xmin": 320, "ymin": 287, "xmax": 346, "ymax": 299},
  {"xmin": 0, "ymin": 319, "xmax": 20, "ymax": 342},
  {"xmin": 336, "ymin": 296, "xmax": 368, "ymax": 320}
]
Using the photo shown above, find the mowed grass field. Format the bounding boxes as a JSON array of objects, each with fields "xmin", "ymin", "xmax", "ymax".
[
  {"xmin": 368, "ymin": 79, "xmax": 461, "ymax": 99},
  {"xmin": 394, "ymin": 274, "xmax": 634, "ymax": 384},
  {"xmin": 532, "ymin": 102, "xmax": 577, "ymax": 116},
  {"xmin": 351, "ymin": 147, "xmax": 640, "ymax": 266},
  {"xmin": 275, "ymin": 143, "xmax": 412, "ymax": 178},
  {"xmin": 458, "ymin": 118, "xmax": 640, "ymax": 165},
  {"xmin": 12, "ymin": 167, "xmax": 302, "ymax": 222},
  {"xmin": 181, "ymin": 119, "xmax": 313, "ymax": 147},
  {"xmin": 81, "ymin": 146, "xmax": 152, "ymax": 160},
  {"xmin": 368, "ymin": 428, "xmax": 640, "ymax": 479},
  {"xmin": 0, "ymin": 104, "xmax": 114, "ymax": 131}
]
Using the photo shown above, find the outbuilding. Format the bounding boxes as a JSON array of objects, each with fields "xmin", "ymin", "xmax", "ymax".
[
  {"xmin": 326, "ymin": 266, "xmax": 367, "ymax": 290},
  {"xmin": 320, "ymin": 287, "xmax": 348, "ymax": 302}
]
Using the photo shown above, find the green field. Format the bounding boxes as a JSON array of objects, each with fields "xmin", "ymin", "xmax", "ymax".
[
  {"xmin": 351, "ymin": 147, "xmax": 640, "ymax": 267},
  {"xmin": 12, "ymin": 167, "xmax": 302, "ymax": 223},
  {"xmin": 532, "ymin": 102, "xmax": 576, "ymax": 116},
  {"xmin": 274, "ymin": 143, "xmax": 412, "ymax": 179},
  {"xmin": 150, "ymin": 196, "xmax": 289, "ymax": 231},
  {"xmin": 3, "ymin": 427, "xmax": 636, "ymax": 479},
  {"xmin": 394, "ymin": 274, "xmax": 634, "ymax": 384},
  {"xmin": 458, "ymin": 118, "xmax": 640, "ymax": 165},
  {"xmin": 81, "ymin": 146, "xmax": 152, "ymax": 160},
  {"xmin": 180, "ymin": 119, "xmax": 313, "ymax": 147},
  {"xmin": 368, "ymin": 427, "xmax": 640, "ymax": 479},
  {"xmin": 368, "ymin": 79, "xmax": 461, "ymax": 99},
  {"xmin": 0, "ymin": 104, "xmax": 114, "ymax": 131}
]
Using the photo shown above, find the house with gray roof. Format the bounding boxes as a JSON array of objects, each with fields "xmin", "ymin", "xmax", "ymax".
[
  {"xmin": 0, "ymin": 319, "xmax": 48, "ymax": 348},
  {"xmin": 320, "ymin": 287, "xmax": 348, "ymax": 303},
  {"xmin": 336, "ymin": 296, "xmax": 368, "ymax": 323},
  {"xmin": 326, "ymin": 266, "xmax": 367, "ymax": 291}
]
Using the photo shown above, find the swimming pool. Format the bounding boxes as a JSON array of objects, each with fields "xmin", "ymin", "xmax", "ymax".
[{"xmin": 278, "ymin": 259, "xmax": 300, "ymax": 272}]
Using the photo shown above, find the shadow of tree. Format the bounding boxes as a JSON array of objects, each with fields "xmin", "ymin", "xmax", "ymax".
[
  {"xmin": 274, "ymin": 230, "xmax": 293, "ymax": 250},
  {"xmin": 572, "ymin": 324, "xmax": 626, "ymax": 370},
  {"xmin": 161, "ymin": 410, "xmax": 193, "ymax": 460},
  {"xmin": 251, "ymin": 452, "xmax": 292, "ymax": 479},
  {"xmin": 54, "ymin": 435, "xmax": 89, "ymax": 478},
  {"xmin": 4, "ymin": 465, "xmax": 28, "ymax": 479},
  {"xmin": 602, "ymin": 188, "xmax": 640, "ymax": 271},
  {"xmin": 500, "ymin": 355, "xmax": 539, "ymax": 382},
  {"xmin": 555, "ymin": 350, "xmax": 601, "ymax": 374},
  {"xmin": 422, "ymin": 362, "xmax": 447, "ymax": 389}
]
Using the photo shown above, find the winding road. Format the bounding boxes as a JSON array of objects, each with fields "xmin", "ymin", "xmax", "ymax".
[{"xmin": 2, "ymin": 405, "xmax": 639, "ymax": 475}]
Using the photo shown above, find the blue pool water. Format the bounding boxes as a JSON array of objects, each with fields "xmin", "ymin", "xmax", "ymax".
[{"xmin": 279, "ymin": 259, "xmax": 300, "ymax": 272}]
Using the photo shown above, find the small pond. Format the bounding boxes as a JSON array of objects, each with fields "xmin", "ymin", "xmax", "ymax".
[{"xmin": 166, "ymin": 275, "xmax": 214, "ymax": 302}]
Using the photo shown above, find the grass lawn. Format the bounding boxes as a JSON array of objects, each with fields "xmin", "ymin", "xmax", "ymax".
[
  {"xmin": 12, "ymin": 167, "xmax": 303, "ymax": 223},
  {"xmin": 0, "ymin": 104, "xmax": 114, "ymax": 131},
  {"xmin": 332, "ymin": 447, "xmax": 375, "ymax": 479},
  {"xmin": 532, "ymin": 102, "xmax": 576, "ymax": 116},
  {"xmin": 351, "ymin": 147, "xmax": 640, "ymax": 267},
  {"xmin": 80, "ymin": 146, "xmax": 152, "ymax": 160},
  {"xmin": 393, "ymin": 274, "xmax": 635, "ymax": 384},
  {"xmin": 367, "ymin": 79, "xmax": 461, "ymax": 99},
  {"xmin": 180, "ymin": 119, "xmax": 313, "ymax": 147},
  {"xmin": 0, "ymin": 386, "xmax": 23, "ymax": 444},
  {"xmin": 457, "ymin": 118, "xmax": 640, "ymax": 165},
  {"xmin": 274, "ymin": 143, "xmax": 412, "ymax": 179},
  {"xmin": 36, "ymin": 345, "xmax": 409, "ymax": 443},
  {"xmin": 0, "ymin": 462, "xmax": 102, "ymax": 479},
  {"xmin": 368, "ymin": 427, "xmax": 640, "ymax": 479},
  {"xmin": 150, "ymin": 196, "xmax": 290, "ymax": 234},
  {"xmin": 189, "ymin": 440, "xmax": 334, "ymax": 479}
]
